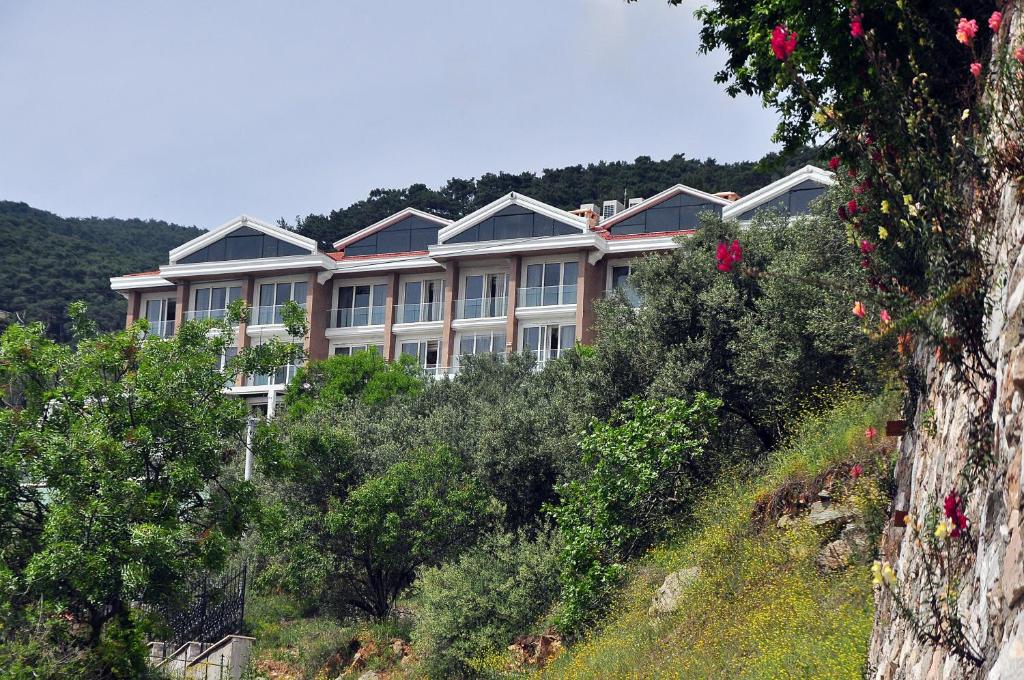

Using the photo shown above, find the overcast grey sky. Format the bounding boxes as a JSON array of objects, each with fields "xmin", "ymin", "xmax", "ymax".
[{"xmin": 0, "ymin": 1, "xmax": 779, "ymax": 229}]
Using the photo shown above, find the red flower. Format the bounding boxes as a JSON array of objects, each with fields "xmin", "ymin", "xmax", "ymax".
[
  {"xmin": 970, "ymin": 62, "xmax": 982, "ymax": 78},
  {"xmin": 850, "ymin": 14, "xmax": 864, "ymax": 39},
  {"xmin": 838, "ymin": 205, "xmax": 848, "ymax": 221},
  {"xmin": 829, "ymin": 156, "xmax": 840, "ymax": 171},
  {"xmin": 847, "ymin": 199, "xmax": 859, "ymax": 216},
  {"xmin": 716, "ymin": 239, "xmax": 744, "ymax": 272},
  {"xmin": 944, "ymin": 490, "xmax": 969, "ymax": 538},
  {"xmin": 880, "ymin": 309, "xmax": 891, "ymax": 324},
  {"xmin": 771, "ymin": 25, "xmax": 798, "ymax": 61},
  {"xmin": 1016, "ymin": 47, "xmax": 1024, "ymax": 65},
  {"xmin": 860, "ymin": 240, "xmax": 875, "ymax": 254},
  {"xmin": 850, "ymin": 464, "xmax": 864, "ymax": 480},
  {"xmin": 852, "ymin": 301, "xmax": 866, "ymax": 318},
  {"xmin": 865, "ymin": 426, "xmax": 877, "ymax": 441},
  {"xmin": 956, "ymin": 18, "xmax": 978, "ymax": 46},
  {"xmin": 989, "ymin": 12, "xmax": 1002, "ymax": 32}
]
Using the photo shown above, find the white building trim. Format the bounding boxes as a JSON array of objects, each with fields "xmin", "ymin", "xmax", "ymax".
[
  {"xmin": 331, "ymin": 207, "xmax": 452, "ymax": 250},
  {"xmin": 722, "ymin": 165, "xmax": 835, "ymax": 221},
  {"xmin": 436, "ymin": 192, "xmax": 589, "ymax": 244},
  {"xmin": 169, "ymin": 215, "xmax": 318, "ymax": 265},
  {"xmin": 598, "ymin": 184, "xmax": 732, "ymax": 231}
]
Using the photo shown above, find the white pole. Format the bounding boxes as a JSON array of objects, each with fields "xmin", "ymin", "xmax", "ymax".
[
  {"xmin": 266, "ymin": 388, "xmax": 277, "ymax": 421},
  {"xmin": 243, "ymin": 416, "xmax": 254, "ymax": 481}
]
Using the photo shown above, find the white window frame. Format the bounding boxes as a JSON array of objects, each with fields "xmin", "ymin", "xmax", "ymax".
[
  {"xmin": 396, "ymin": 274, "xmax": 445, "ymax": 324},
  {"xmin": 519, "ymin": 322, "xmax": 577, "ymax": 368},
  {"xmin": 398, "ymin": 337, "xmax": 441, "ymax": 373},
  {"xmin": 605, "ymin": 258, "xmax": 642, "ymax": 307},
  {"xmin": 332, "ymin": 276, "xmax": 389, "ymax": 328},
  {"xmin": 459, "ymin": 266, "xmax": 509, "ymax": 319},
  {"xmin": 519, "ymin": 255, "xmax": 580, "ymax": 308},
  {"xmin": 331, "ymin": 343, "xmax": 385, "ymax": 357},
  {"xmin": 253, "ymin": 275, "xmax": 309, "ymax": 327},
  {"xmin": 140, "ymin": 291, "xmax": 178, "ymax": 338},
  {"xmin": 189, "ymin": 280, "xmax": 244, "ymax": 321}
]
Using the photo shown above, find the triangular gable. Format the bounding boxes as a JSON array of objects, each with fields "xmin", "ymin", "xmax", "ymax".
[
  {"xmin": 332, "ymin": 208, "xmax": 452, "ymax": 254},
  {"xmin": 437, "ymin": 193, "xmax": 587, "ymax": 245},
  {"xmin": 722, "ymin": 165, "xmax": 835, "ymax": 222},
  {"xmin": 599, "ymin": 184, "xmax": 731, "ymax": 236},
  {"xmin": 169, "ymin": 215, "xmax": 317, "ymax": 265}
]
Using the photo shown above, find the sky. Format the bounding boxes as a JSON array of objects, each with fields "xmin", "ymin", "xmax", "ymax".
[{"xmin": 0, "ymin": 1, "xmax": 779, "ymax": 229}]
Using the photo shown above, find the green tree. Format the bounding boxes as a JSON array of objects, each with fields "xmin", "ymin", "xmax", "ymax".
[
  {"xmin": 284, "ymin": 350, "xmax": 423, "ymax": 418},
  {"xmin": 590, "ymin": 195, "xmax": 884, "ymax": 451},
  {"xmin": 548, "ymin": 394, "xmax": 721, "ymax": 635},
  {"xmin": 0, "ymin": 301, "xmax": 302, "ymax": 677}
]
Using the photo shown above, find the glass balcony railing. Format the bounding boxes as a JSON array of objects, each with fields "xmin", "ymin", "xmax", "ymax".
[
  {"xmin": 394, "ymin": 301, "xmax": 444, "ymax": 325},
  {"xmin": 456, "ymin": 297, "xmax": 507, "ymax": 320},
  {"xmin": 255, "ymin": 304, "xmax": 308, "ymax": 326},
  {"xmin": 517, "ymin": 285, "xmax": 577, "ymax": 308},
  {"xmin": 184, "ymin": 308, "xmax": 229, "ymax": 321},
  {"xmin": 528, "ymin": 348, "xmax": 565, "ymax": 370},
  {"xmin": 452, "ymin": 351, "xmax": 507, "ymax": 371},
  {"xmin": 603, "ymin": 286, "xmax": 642, "ymax": 308},
  {"xmin": 247, "ymin": 363, "xmax": 300, "ymax": 387},
  {"xmin": 144, "ymin": 320, "xmax": 175, "ymax": 339},
  {"xmin": 328, "ymin": 306, "xmax": 386, "ymax": 328}
]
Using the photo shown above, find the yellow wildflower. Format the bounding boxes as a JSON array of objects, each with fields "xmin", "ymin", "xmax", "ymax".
[
  {"xmin": 903, "ymin": 194, "xmax": 913, "ymax": 206},
  {"xmin": 878, "ymin": 226, "xmax": 889, "ymax": 240},
  {"xmin": 881, "ymin": 200, "xmax": 890, "ymax": 214},
  {"xmin": 935, "ymin": 519, "xmax": 950, "ymax": 540}
]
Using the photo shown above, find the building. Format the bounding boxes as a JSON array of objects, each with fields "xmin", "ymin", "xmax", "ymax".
[{"xmin": 110, "ymin": 165, "xmax": 833, "ymax": 405}]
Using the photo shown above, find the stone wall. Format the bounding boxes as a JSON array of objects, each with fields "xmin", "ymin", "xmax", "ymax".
[{"xmin": 867, "ymin": 12, "xmax": 1024, "ymax": 674}]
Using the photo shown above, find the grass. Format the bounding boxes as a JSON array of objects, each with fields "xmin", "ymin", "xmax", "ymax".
[{"xmin": 536, "ymin": 390, "xmax": 899, "ymax": 680}]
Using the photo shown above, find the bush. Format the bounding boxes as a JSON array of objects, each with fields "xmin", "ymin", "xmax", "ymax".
[
  {"xmin": 548, "ymin": 394, "xmax": 721, "ymax": 635},
  {"xmin": 284, "ymin": 350, "xmax": 422, "ymax": 418},
  {"xmin": 412, "ymin": 528, "xmax": 563, "ymax": 678}
]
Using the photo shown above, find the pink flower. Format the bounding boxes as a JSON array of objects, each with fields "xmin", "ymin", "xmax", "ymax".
[
  {"xmin": 847, "ymin": 199, "xmax": 859, "ymax": 216},
  {"xmin": 1015, "ymin": 47, "xmax": 1024, "ymax": 64},
  {"xmin": 859, "ymin": 240, "xmax": 876, "ymax": 254},
  {"xmin": 716, "ymin": 240, "xmax": 743, "ymax": 273},
  {"xmin": 771, "ymin": 25, "xmax": 798, "ymax": 61},
  {"xmin": 957, "ymin": 18, "xmax": 978, "ymax": 46},
  {"xmin": 850, "ymin": 464, "xmax": 864, "ymax": 480},
  {"xmin": 880, "ymin": 309, "xmax": 891, "ymax": 324},
  {"xmin": 829, "ymin": 156, "xmax": 840, "ymax": 171},
  {"xmin": 970, "ymin": 62, "xmax": 982, "ymax": 78},
  {"xmin": 851, "ymin": 14, "xmax": 865, "ymax": 39},
  {"xmin": 989, "ymin": 12, "xmax": 1002, "ymax": 32},
  {"xmin": 852, "ymin": 301, "xmax": 866, "ymax": 318},
  {"xmin": 865, "ymin": 426, "xmax": 877, "ymax": 441}
]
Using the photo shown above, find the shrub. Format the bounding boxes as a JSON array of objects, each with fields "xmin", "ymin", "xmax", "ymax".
[
  {"xmin": 412, "ymin": 528, "xmax": 563, "ymax": 678},
  {"xmin": 548, "ymin": 394, "xmax": 721, "ymax": 635},
  {"xmin": 284, "ymin": 350, "xmax": 422, "ymax": 418}
]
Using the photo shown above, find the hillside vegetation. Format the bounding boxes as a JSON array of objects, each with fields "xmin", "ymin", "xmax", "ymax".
[{"xmin": 0, "ymin": 201, "xmax": 201, "ymax": 338}]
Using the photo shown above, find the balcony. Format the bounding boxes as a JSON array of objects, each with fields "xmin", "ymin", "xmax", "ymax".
[
  {"xmin": 528, "ymin": 348, "xmax": 565, "ymax": 370},
  {"xmin": 254, "ymin": 304, "xmax": 308, "ymax": 326},
  {"xmin": 247, "ymin": 363, "xmax": 300, "ymax": 388},
  {"xmin": 394, "ymin": 301, "xmax": 444, "ymax": 325},
  {"xmin": 517, "ymin": 284, "xmax": 577, "ymax": 308},
  {"xmin": 455, "ymin": 297, "xmax": 507, "ymax": 320},
  {"xmin": 144, "ymin": 320, "xmax": 176, "ymax": 339},
  {"xmin": 184, "ymin": 308, "xmax": 229, "ymax": 321},
  {"xmin": 328, "ymin": 306, "xmax": 386, "ymax": 329},
  {"xmin": 603, "ymin": 286, "xmax": 642, "ymax": 308}
]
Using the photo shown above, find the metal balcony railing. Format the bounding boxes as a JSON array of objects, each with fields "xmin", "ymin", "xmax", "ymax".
[
  {"xmin": 455, "ymin": 297, "xmax": 507, "ymax": 320},
  {"xmin": 517, "ymin": 284, "xmax": 577, "ymax": 308},
  {"xmin": 328, "ymin": 306, "xmax": 386, "ymax": 329},
  {"xmin": 394, "ymin": 301, "xmax": 444, "ymax": 325}
]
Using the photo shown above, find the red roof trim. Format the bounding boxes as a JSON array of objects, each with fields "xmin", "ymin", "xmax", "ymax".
[
  {"xmin": 601, "ymin": 229, "xmax": 696, "ymax": 241},
  {"xmin": 327, "ymin": 250, "xmax": 430, "ymax": 262}
]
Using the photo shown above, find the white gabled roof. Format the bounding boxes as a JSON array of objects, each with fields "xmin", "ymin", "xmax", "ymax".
[
  {"xmin": 331, "ymin": 207, "xmax": 452, "ymax": 251},
  {"xmin": 598, "ymin": 183, "xmax": 732, "ymax": 231},
  {"xmin": 169, "ymin": 214, "xmax": 318, "ymax": 265},
  {"xmin": 722, "ymin": 165, "xmax": 835, "ymax": 221},
  {"xmin": 436, "ymin": 192, "xmax": 588, "ymax": 244}
]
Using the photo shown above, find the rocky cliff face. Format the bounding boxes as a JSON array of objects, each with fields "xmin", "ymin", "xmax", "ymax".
[{"xmin": 867, "ymin": 16, "xmax": 1024, "ymax": 671}]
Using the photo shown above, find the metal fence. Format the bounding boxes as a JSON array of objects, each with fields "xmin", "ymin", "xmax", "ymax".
[{"xmin": 160, "ymin": 563, "xmax": 248, "ymax": 647}]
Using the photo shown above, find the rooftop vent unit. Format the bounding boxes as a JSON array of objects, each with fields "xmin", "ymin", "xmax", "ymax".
[
  {"xmin": 602, "ymin": 200, "xmax": 624, "ymax": 220},
  {"xmin": 627, "ymin": 197, "xmax": 644, "ymax": 208}
]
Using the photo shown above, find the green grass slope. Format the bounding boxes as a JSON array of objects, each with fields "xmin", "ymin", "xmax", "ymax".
[{"xmin": 535, "ymin": 392, "xmax": 897, "ymax": 680}]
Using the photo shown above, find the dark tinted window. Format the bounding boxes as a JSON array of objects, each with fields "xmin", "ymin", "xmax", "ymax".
[
  {"xmin": 447, "ymin": 205, "xmax": 580, "ymax": 244},
  {"xmin": 178, "ymin": 227, "xmax": 309, "ymax": 264},
  {"xmin": 343, "ymin": 215, "xmax": 443, "ymax": 256},
  {"xmin": 737, "ymin": 180, "xmax": 828, "ymax": 221},
  {"xmin": 605, "ymin": 193, "xmax": 723, "ymax": 235}
]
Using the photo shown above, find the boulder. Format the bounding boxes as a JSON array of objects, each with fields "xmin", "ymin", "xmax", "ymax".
[
  {"xmin": 357, "ymin": 672, "xmax": 381, "ymax": 680},
  {"xmin": 816, "ymin": 538, "xmax": 854, "ymax": 572},
  {"xmin": 648, "ymin": 566, "xmax": 700, "ymax": 615},
  {"xmin": 807, "ymin": 501, "xmax": 858, "ymax": 527}
]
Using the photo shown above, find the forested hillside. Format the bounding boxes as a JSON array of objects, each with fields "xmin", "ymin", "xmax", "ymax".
[
  {"xmin": 293, "ymin": 148, "xmax": 820, "ymax": 248},
  {"xmin": 0, "ymin": 202, "xmax": 202, "ymax": 339}
]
